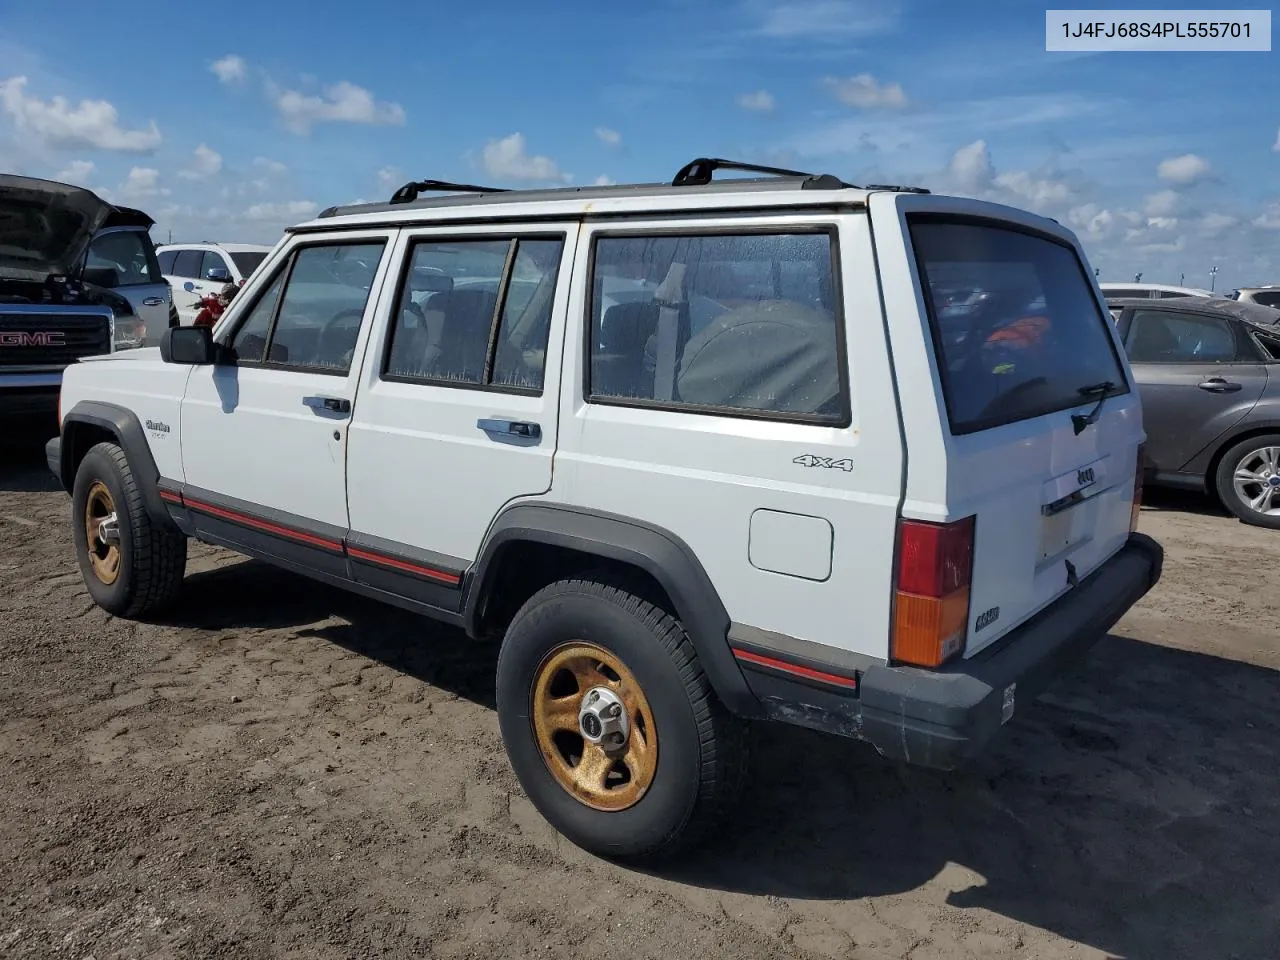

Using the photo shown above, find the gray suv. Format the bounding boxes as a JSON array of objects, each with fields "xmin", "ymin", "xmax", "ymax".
[{"xmin": 1110, "ymin": 296, "xmax": 1280, "ymax": 527}]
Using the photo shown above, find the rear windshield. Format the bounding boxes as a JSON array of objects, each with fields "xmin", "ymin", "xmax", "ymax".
[
  {"xmin": 909, "ymin": 217, "xmax": 1129, "ymax": 435},
  {"xmin": 230, "ymin": 251, "xmax": 268, "ymax": 278}
]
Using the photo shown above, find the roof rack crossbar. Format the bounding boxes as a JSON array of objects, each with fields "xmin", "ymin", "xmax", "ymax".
[
  {"xmin": 389, "ymin": 179, "xmax": 511, "ymax": 204},
  {"xmin": 671, "ymin": 157, "xmax": 853, "ymax": 190}
]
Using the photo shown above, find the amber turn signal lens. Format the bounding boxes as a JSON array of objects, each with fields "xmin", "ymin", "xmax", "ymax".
[{"xmin": 892, "ymin": 588, "xmax": 969, "ymax": 667}]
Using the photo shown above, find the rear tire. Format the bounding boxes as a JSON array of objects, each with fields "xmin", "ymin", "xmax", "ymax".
[
  {"xmin": 495, "ymin": 577, "xmax": 748, "ymax": 861},
  {"xmin": 71, "ymin": 442, "xmax": 187, "ymax": 617},
  {"xmin": 1214, "ymin": 434, "xmax": 1280, "ymax": 529}
]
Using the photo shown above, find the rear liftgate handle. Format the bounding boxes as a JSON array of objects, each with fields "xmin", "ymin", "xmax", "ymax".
[{"xmin": 476, "ymin": 418, "xmax": 541, "ymax": 440}]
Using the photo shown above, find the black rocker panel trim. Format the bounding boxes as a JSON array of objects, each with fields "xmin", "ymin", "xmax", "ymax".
[
  {"xmin": 58, "ymin": 401, "xmax": 178, "ymax": 531},
  {"xmin": 190, "ymin": 523, "xmax": 466, "ymax": 627},
  {"xmin": 345, "ymin": 530, "xmax": 466, "ymax": 613},
  {"xmin": 174, "ymin": 484, "xmax": 350, "ymax": 581},
  {"xmin": 467, "ymin": 502, "xmax": 762, "ymax": 718}
]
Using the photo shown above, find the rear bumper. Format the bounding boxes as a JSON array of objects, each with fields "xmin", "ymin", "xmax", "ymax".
[{"xmin": 736, "ymin": 532, "xmax": 1164, "ymax": 770}]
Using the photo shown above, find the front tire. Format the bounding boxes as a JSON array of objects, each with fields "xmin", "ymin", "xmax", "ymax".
[
  {"xmin": 1214, "ymin": 434, "xmax": 1280, "ymax": 529},
  {"xmin": 495, "ymin": 578, "xmax": 747, "ymax": 861},
  {"xmin": 71, "ymin": 442, "xmax": 188, "ymax": 617}
]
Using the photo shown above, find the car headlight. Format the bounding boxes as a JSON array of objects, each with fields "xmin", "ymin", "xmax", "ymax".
[{"xmin": 113, "ymin": 316, "xmax": 148, "ymax": 351}]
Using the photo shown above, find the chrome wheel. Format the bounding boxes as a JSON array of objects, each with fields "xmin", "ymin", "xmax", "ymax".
[{"xmin": 1231, "ymin": 446, "xmax": 1280, "ymax": 517}]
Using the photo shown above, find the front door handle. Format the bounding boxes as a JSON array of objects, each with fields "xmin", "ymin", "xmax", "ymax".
[
  {"xmin": 477, "ymin": 417, "xmax": 541, "ymax": 440},
  {"xmin": 1198, "ymin": 378, "xmax": 1241, "ymax": 393},
  {"xmin": 142, "ymin": 296, "xmax": 165, "ymax": 306},
  {"xmin": 303, "ymin": 395, "xmax": 351, "ymax": 414}
]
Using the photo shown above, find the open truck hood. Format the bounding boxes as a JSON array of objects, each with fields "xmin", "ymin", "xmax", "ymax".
[{"xmin": 0, "ymin": 174, "xmax": 154, "ymax": 282}]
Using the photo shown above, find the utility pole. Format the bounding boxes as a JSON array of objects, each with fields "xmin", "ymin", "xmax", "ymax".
[
  {"xmin": 1134, "ymin": 272, "xmax": 1143, "ymax": 283},
  {"xmin": 1179, "ymin": 273, "xmax": 1185, "ymax": 285},
  {"xmin": 1209, "ymin": 265, "xmax": 1219, "ymax": 292}
]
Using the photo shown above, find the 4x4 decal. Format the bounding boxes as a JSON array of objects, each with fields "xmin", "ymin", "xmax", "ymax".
[{"xmin": 793, "ymin": 454, "xmax": 854, "ymax": 472}]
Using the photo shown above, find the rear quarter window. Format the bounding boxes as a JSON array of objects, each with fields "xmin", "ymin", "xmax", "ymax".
[{"xmin": 909, "ymin": 216, "xmax": 1129, "ymax": 435}]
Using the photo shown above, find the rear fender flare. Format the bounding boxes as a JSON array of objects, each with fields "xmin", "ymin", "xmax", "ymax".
[{"xmin": 465, "ymin": 502, "xmax": 762, "ymax": 718}]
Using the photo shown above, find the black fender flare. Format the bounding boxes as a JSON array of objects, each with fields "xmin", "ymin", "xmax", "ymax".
[
  {"xmin": 464, "ymin": 502, "xmax": 762, "ymax": 718},
  {"xmin": 58, "ymin": 401, "xmax": 175, "ymax": 530}
]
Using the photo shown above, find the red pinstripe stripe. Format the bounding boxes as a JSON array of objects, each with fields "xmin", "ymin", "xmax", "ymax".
[
  {"xmin": 731, "ymin": 647, "xmax": 859, "ymax": 689},
  {"xmin": 347, "ymin": 546, "xmax": 461, "ymax": 585},
  {"xmin": 182, "ymin": 496, "xmax": 343, "ymax": 553}
]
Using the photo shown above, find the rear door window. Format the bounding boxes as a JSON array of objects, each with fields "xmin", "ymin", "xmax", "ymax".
[
  {"xmin": 1124, "ymin": 310, "xmax": 1239, "ymax": 363},
  {"xmin": 909, "ymin": 217, "xmax": 1129, "ymax": 435}
]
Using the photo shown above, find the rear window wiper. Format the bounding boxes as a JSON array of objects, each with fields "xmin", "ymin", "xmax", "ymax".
[{"xmin": 1071, "ymin": 380, "xmax": 1116, "ymax": 435}]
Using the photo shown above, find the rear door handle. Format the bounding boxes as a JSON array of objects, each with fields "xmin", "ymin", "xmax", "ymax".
[
  {"xmin": 302, "ymin": 395, "xmax": 351, "ymax": 415},
  {"xmin": 1198, "ymin": 378, "xmax": 1241, "ymax": 393},
  {"xmin": 142, "ymin": 296, "xmax": 165, "ymax": 306},
  {"xmin": 477, "ymin": 417, "xmax": 541, "ymax": 440}
]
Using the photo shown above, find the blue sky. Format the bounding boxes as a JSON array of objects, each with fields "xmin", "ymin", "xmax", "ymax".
[{"xmin": 1, "ymin": 0, "xmax": 1276, "ymax": 290}]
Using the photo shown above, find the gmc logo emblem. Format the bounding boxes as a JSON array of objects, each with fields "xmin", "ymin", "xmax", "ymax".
[
  {"xmin": 1077, "ymin": 466, "xmax": 1096, "ymax": 487},
  {"xmin": 0, "ymin": 331, "xmax": 66, "ymax": 347}
]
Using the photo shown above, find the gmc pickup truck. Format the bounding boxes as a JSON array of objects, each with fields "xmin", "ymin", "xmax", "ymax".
[{"xmin": 1, "ymin": 174, "xmax": 172, "ymax": 416}]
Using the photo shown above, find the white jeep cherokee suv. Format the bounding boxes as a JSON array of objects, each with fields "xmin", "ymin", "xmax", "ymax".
[{"xmin": 47, "ymin": 158, "xmax": 1163, "ymax": 860}]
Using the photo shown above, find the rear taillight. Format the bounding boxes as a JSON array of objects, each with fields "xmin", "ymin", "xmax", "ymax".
[
  {"xmin": 892, "ymin": 516, "xmax": 975, "ymax": 667},
  {"xmin": 1130, "ymin": 442, "xmax": 1146, "ymax": 531}
]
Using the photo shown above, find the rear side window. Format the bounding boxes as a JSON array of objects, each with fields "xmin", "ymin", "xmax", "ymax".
[
  {"xmin": 230, "ymin": 251, "xmax": 268, "ymax": 278},
  {"xmin": 1125, "ymin": 310, "xmax": 1238, "ymax": 363},
  {"xmin": 156, "ymin": 249, "xmax": 177, "ymax": 273},
  {"xmin": 586, "ymin": 231, "xmax": 847, "ymax": 424},
  {"xmin": 910, "ymin": 218, "xmax": 1128, "ymax": 435}
]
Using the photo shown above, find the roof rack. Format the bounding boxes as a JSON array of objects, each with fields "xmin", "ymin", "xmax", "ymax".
[
  {"xmin": 389, "ymin": 179, "xmax": 510, "ymax": 204},
  {"xmin": 863, "ymin": 183, "xmax": 932, "ymax": 195},
  {"xmin": 671, "ymin": 157, "xmax": 853, "ymax": 190}
]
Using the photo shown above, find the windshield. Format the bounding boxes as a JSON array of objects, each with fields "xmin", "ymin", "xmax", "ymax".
[
  {"xmin": 910, "ymin": 217, "xmax": 1129, "ymax": 435},
  {"xmin": 230, "ymin": 251, "xmax": 268, "ymax": 278}
]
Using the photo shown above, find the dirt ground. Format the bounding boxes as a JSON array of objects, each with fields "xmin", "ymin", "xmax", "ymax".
[{"xmin": 2, "ymin": 421, "xmax": 1277, "ymax": 960}]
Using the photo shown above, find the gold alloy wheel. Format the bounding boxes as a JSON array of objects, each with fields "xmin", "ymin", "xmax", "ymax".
[
  {"xmin": 531, "ymin": 642, "xmax": 658, "ymax": 812},
  {"xmin": 83, "ymin": 480, "xmax": 121, "ymax": 585}
]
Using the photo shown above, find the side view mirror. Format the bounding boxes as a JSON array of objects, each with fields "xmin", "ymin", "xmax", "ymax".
[
  {"xmin": 160, "ymin": 325, "xmax": 216, "ymax": 365},
  {"xmin": 206, "ymin": 267, "xmax": 232, "ymax": 283}
]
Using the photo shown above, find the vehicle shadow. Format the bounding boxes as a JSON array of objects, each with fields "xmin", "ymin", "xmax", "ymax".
[
  {"xmin": 164, "ymin": 561, "xmax": 1279, "ymax": 960},
  {"xmin": 0, "ymin": 418, "xmax": 61, "ymax": 493},
  {"xmin": 1141, "ymin": 485, "xmax": 1229, "ymax": 519}
]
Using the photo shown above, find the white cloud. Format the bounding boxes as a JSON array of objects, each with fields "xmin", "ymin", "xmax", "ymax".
[
  {"xmin": 993, "ymin": 169, "xmax": 1074, "ymax": 209},
  {"xmin": 1254, "ymin": 204, "xmax": 1280, "ymax": 230},
  {"xmin": 376, "ymin": 166, "xmax": 401, "ymax": 188},
  {"xmin": 211, "ymin": 54, "xmax": 247, "ymax": 85},
  {"xmin": 1273, "ymin": 127, "xmax": 1280, "ymax": 152},
  {"xmin": 1157, "ymin": 153, "xmax": 1211, "ymax": 185},
  {"xmin": 54, "ymin": 159, "xmax": 94, "ymax": 183},
  {"xmin": 748, "ymin": 0, "xmax": 897, "ymax": 40},
  {"xmin": 593, "ymin": 174, "xmax": 615, "ymax": 186},
  {"xmin": 823, "ymin": 74, "xmax": 907, "ymax": 110},
  {"xmin": 1144, "ymin": 189, "xmax": 1179, "ymax": 217},
  {"xmin": 0, "ymin": 75, "xmax": 161, "ymax": 152},
  {"xmin": 119, "ymin": 167, "xmax": 168, "ymax": 200},
  {"xmin": 1146, "ymin": 216, "xmax": 1178, "ymax": 230},
  {"xmin": 252, "ymin": 156, "xmax": 287, "ymax": 175},
  {"xmin": 594, "ymin": 126, "xmax": 621, "ymax": 146},
  {"xmin": 481, "ymin": 133, "xmax": 568, "ymax": 183},
  {"xmin": 272, "ymin": 80, "xmax": 406, "ymax": 134},
  {"xmin": 1200, "ymin": 212, "xmax": 1237, "ymax": 235},
  {"xmin": 947, "ymin": 139, "xmax": 995, "ymax": 191},
  {"xmin": 178, "ymin": 143, "xmax": 223, "ymax": 181},
  {"xmin": 736, "ymin": 90, "xmax": 776, "ymax": 113},
  {"xmin": 244, "ymin": 200, "xmax": 319, "ymax": 221}
]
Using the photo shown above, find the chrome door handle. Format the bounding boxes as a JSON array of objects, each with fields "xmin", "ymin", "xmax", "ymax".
[
  {"xmin": 142, "ymin": 297, "xmax": 165, "ymax": 306},
  {"xmin": 1198, "ymin": 378, "xmax": 1240, "ymax": 393},
  {"xmin": 477, "ymin": 417, "xmax": 540, "ymax": 439},
  {"xmin": 302, "ymin": 395, "xmax": 351, "ymax": 414}
]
